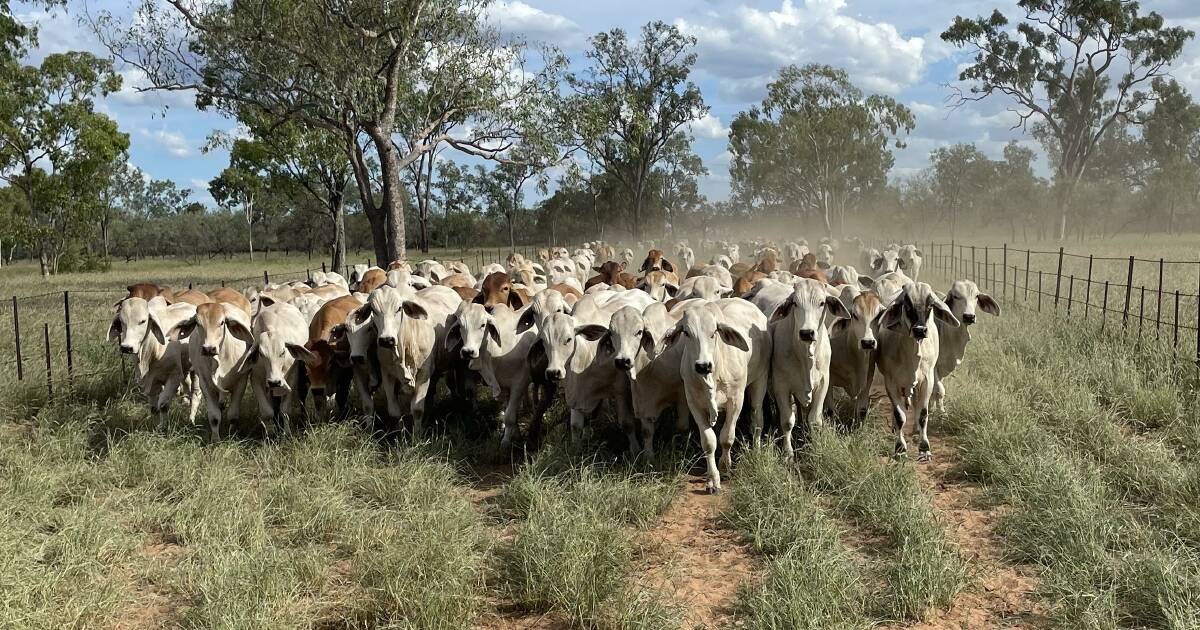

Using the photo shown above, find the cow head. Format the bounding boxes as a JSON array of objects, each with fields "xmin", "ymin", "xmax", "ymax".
[
  {"xmin": 605, "ymin": 304, "xmax": 669, "ymax": 379},
  {"xmin": 475, "ymin": 271, "xmax": 525, "ymax": 310},
  {"xmin": 769, "ymin": 278, "xmax": 851, "ymax": 344},
  {"xmin": 942, "ymin": 279, "xmax": 1000, "ymax": 326},
  {"xmin": 176, "ymin": 302, "xmax": 253, "ymax": 360},
  {"xmin": 238, "ymin": 329, "xmax": 299, "ymax": 391},
  {"xmin": 872, "ymin": 249, "xmax": 901, "ymax": 274},
  {"xmin": 664, "ymin": 304, "xmax": 748, "ymax": 379},
  {"xmin": 534, "ymin": 312, "xmax": 605, "ymax": 382},
  {"xmin": 445, "ymin": 303, "xmax": 501, "ymax": 360},
  {"xmin": 876, "ymin": 282, "xmax": 959, "ymax": 340},
  {"xmin": 832, "ymin": 288, "xmax": 885, "ymax": 351},
  {"xmin": 368, "ymin": 285, "xmax": 427, "ymax": 351}
]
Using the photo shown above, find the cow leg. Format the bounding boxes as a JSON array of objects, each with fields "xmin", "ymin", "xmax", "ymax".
[
  {"xmin": 887, "ymin": 382, "xmax": 908, "ymax": 458},
  {"xmin": 673, "ymin": 397, "xmax": 689, "ymax": 435},
  {"xmin": 251, "ymin": 382, "xmax": 276, "ymax": 436},
  {"xmin": 914, "ymin": 379, "xmax": 934, "ymax": 462},
  {"xmin": 689, "ymin": 399, "xmax": 722, "ymax": 493},
  {"xmin": 718, "ymin": 397, "xmax": 744, "ymax": 474},
  {"xmin": 226, "ymin": 377, "xmax": 248, "ymax": 437},
  {"xmin": 198, "ymin": 379, "xmax": 222, "ymax": 442},
  {"xmin": 616, "ymin": 390, "xmax": 638, "ymax": 457},
  {"xmin": 146, "ymin": 380, "xmax": 166, "ymax": 431},
  {"xmin": 806, "ymin": 374, "xmax": 830, "ymax": 435},
  {"xmin": 186, "ymin": 375, "xmax": 202, "ymax": 424},
  {"xmin": 409, "ymin": 378, "xmax": 431, "ymax": 440},
  {"xmin": 352, "ymin": 369, "xmax": 375, "ymax": 421},
  {"xmin": 931, "ymin": 377, "xmax": 946, "ymax": 414},
  {"xmin": 529, "ymin": 380, "xmax": 556, "ymax": 445},
  {"xmin": 382, "ymin": 377, "xmax": 403, "ymax": 420},
  {"xmin": 747, "ymin": 377, "xmax": 768, "ymax": 448},
  {"xmin": 854, "ymin": 361, "xmax": 876, "ymax": 428},
  {"xmin": 568, "ymin": 408, "xmax": 588, "ymax": 443},
  {"xmin": 773, "ymin": 384, "xmax": 798, "ymax": 458},
  {"xmin": 500, "ymin": 381, "xmax": 528, "ymax": 448},
  {"xmin": 639, "ymin": 414, "xmax": 657, "ymax": 460}
]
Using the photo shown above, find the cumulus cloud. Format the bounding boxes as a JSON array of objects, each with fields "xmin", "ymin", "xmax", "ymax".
[
  {"xmin": 688, "ymin": 112, "xmax": 730, "ymax": 139},
  {"xmin": 487, "ymin": 1, "xmax": 586, "ymax": 49},
  {"xmin": 677, "ymin": 0, "xmax": 926, "ymax": 104},
  {"xmin": 139, "ymin": 128, "xmax": 193, "ymax": 158}
]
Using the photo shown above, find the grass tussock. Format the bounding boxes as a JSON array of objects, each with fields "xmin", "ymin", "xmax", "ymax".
[{"xmin": 723, "ymin": 448, "xmax": 869, "ymax": 630}]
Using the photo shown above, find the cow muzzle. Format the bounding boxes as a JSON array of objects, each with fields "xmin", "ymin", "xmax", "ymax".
[
  {"xmin": 614, "ymin": 357, "xmax": 632, "ymax": 370},
  {"xmin": 461, "ymin": 347, "xmax": 479, "ymax": 360},
  {"xmin": 860, "ymin": 339, "xmax": 877, "ymax": 350},
  {"xmin": 694, "ymin": 361, "xmax": 713, "ymax": 375},
  {"xmin": 798, "ymin": 329, "xmax": 816, "ymax": 342},
  {"xmin": 120, "ymin": 344, "xmax": 136, "ymax": 354},
  {"xmin": 201, "ymin": 345, "xmax": 218, "ymax": 356},
  {"xmin": 266, "ymin": 378, "xmax": 284, "ymax": 388},
  {"xmin": 377, "ymin": 337, "xmax": 396, "ymax": 349},
  {"xmin": 912, "ymin": 326, "xmax": 928, "ymax": 340},
  {"xmin": 962, "ymin": 313, "xmax": 976, "ymax": 325},
  {"xmin": 545, "ymin": 368, "xmax": 564, "ymax": 382}
]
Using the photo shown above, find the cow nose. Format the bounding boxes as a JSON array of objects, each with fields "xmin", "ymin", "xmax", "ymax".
[
  {"xmin": 119, "ymin": 344, "xmax": 135, "ymax": 354},
  {"xmin": 267, "ymin": 378, "xmax": 283, "ymax": 388},
  {"xmin": 694, "ymin": 361, "xmax": 713, "ymax": 375},
  {"xmin": 201, "ymin": 345, "xmax": 218, "ymax": 356},
  {"xmin": 377, "ymin": 337, "xmax": 396, "ymax": 349},
  {"xmin": 912, "ymin": 326, "xmax": 928, "ymax": 340},
  {"xmin": 461, "ymin": 347, "xmax": 478, "ymax": 359},
  {"xmin": 962, "ymin": 313, "xmax": 976, "ymax": 325},
  {"xmin": 614, "ymin": 357, "xmax": 632, "ymax": 370},
  {"xmin": 860, "ymin": 339, "xmax": 877, "ymax": 350},
  {"xmin": 798, "ymin": 329, "xmax": 816, "ymax": 342},
  {"xmin": 545, "ymin": 368, "xmax": 564, "ymax": 382}
]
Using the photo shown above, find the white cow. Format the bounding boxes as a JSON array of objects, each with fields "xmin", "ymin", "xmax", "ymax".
[
  {"xmin": 900, "ymin": 245, "xmax": 924, "ymax": 281},
  {"xmin": 761, "ymin": 279, "xmax": 851, "ymax": 457},
  {"xmin": 236, "ymin": 301, "xmax": 309, "ymax": 434},
  {"xmin": 168, "ymin": 302, "xmax": 255, "ymax": 440},
  {"xmin": 447, "ymin": 302, "xmax": 537, "ymax": 446},
  {"xmin": 873, "ymin": 271, "xmax": 912, "ymax": 305},
  {"xmin": 109, "ymin": 297, "xmax": 199, "ymax": 429},
  {"xmin": 675, "ymin": 275, "xmax": 726, "ymax": 301},
  {"xmin": 873, "ymin": 282, "xmax": 959, "ymax": 460},
  {"xmin": 368, "ymin": 285, "xmax": 461, "ymax": 437},
  {"xmin": 931, "ymin": 280, "xmax": 1000, "ymax": 412},
  {"xmin": 675, "ymin": 245, "xmax": 695, "ymax": 275},
  {"xmin": 664, "ymin": 299, "xmax": 770, "ymax": 493},
  {"xmin": 826, "ymin": 265, "xmax": 875, "ymax": 291}
]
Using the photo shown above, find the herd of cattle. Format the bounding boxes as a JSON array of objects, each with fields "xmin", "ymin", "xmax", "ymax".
[{"xmin": 108, "ymin": 238, "xmax": 1000, "ymax": 492}]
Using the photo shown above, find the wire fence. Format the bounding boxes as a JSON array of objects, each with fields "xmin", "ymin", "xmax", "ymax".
[{"xmin": 916, "ymin": 241, "xmax": 1200, "ymax": 368}]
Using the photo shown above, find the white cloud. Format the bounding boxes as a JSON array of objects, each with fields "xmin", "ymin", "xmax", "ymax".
[
  {"xmin": 677, "ymin": 0, "xmax": 927, "ymax": 103},
  {"xmin": 110, "ymin": 68, "xmax": 196, "ymax": 109},
  {"xmin": 488, "ymin": 1, "xmax": 585, "ymax": 49},
  {"xmin": 688, "ymin": 112, "xmax": 730, "ymax": 139},
  {"xmin": 138, "ymin": 128, "xmax": 193, "ymax": 158}
]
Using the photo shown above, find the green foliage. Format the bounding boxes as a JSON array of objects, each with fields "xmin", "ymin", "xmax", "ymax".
[{"xmin": 728, "ymin": 63, "xmax": 913, "ymax": 236}]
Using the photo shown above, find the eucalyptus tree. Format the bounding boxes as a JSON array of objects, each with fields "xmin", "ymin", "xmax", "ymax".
[{"xmin": 942, "ymin": 0, "xmax": 1193, "ymax": 240}]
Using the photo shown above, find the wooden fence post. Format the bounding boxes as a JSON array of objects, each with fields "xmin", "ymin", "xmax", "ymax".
[
  {"xmin": 1173, "ymin": 290, "xmax": 1180, "ymax": 349},
  {"xmin": 1101, "ymin": 281, "xmax": 1110, "ymax": 332},
  {"xmin": 1156, "ymin": 258, "xmax": 1164, "ymax": 339},
  {"xmin": 1053, "ymin": 247, "xmax": 1064, "ymax": 310},
  {"xmin": 1002, "ymin": 244, "xmax": 1008, "ymax": 299},
  {"xmin": 43, "ymin": 323, "xmax": 52, "ymax": 400},
  {"xmin": 1024, "ymin": 249, "xmax": 1031, "ymax": 300},
  {"xmin": 1122, "ymin": 256, "xmax": 1135, "ymax": 330},
  {"xmin": 1067, "ymin": 275, "xmax": 1074, "ymax": 317},
  {"xmin": 63, "ymin": 291, "xmax": 73, "ymax": 384},
  {"xmin": 12, "ymin": 296, "xmax": 22, "ymax": 381},
  {"xmin": 984, "ymin": 247, "xmax": 990, "ymax": 291},
  {"xmin": 971, "ymin": 246, "xmax": 977, "ymax": 282},
  {"xmin": 1037, "ymin": 271, "xmax": 1043, "ymax": 311}
]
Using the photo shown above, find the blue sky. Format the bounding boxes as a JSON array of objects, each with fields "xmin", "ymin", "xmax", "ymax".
[{"xmin": 17, "ymin": 0, "xmax": 1200, "ymax": 206}]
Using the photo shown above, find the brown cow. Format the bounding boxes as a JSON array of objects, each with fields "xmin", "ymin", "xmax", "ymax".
[
  {"xmin": 207, "ymin": 287, "xmax": 252, "ymax": 315},
  {"xmin": 586, "ymin": 260, "xmax": 636, "ymax": 290},
  {"xmin": 452, "ymin": 286, "xmax": 481, "ymax": 302},
  {"xmin": 754, "ymin": 249, "xmax": 781, "ymax": 273},
  {"xmin": 357, "ymin": 268, "xmax": 387, "ymax": 293},
  {"xmin": 548, "ymin": 283, "xmax": 584, "ymax": 306},
  {"xmin": 125, "ymin": 283, "xmax": 165, "ymax": 301},
  {"xmin": 732, "ymin": 270, "xmax": 768, "ymax": 296},
  {"xmin": 639, "ymin": 249, "xmax": 676, "ymax": 274},
  {"xmin": 288, "ymin": 294, "xmax": 363, "ymax": 412},
  {"xmin": 169, "ymin": 289, "xmax": 214, "ymax": 307},
  {"xmin": 475, "ymin": 271, "xmax": 528, "ymax": 309},
  {"xmin": 729, "ymin": 261, "xmax": 753, "ymax": 277},
  {"xmin": 789, "ymin": 254, "xmax": 829, "ymax": 284}
]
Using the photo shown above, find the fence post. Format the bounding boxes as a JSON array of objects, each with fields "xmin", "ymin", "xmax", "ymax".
[
  {"xmin": 984, "ymin": 247, "xmax": 990, "ymax": 291},
  {"xmin": 1024, "ymin": 249, "xmax": 1031, "ymax": 300},
  {"xmin": 1053, "ymin": 247, "xmax": 1064, "ymax": 310},
  {"xmin": 12, "ymin": 296, "xmax": 23, "ymax": 381},
  {"xmin": 1012, "ymin": 264, "xmax": 1017, "ymax": 299},
  {"xmin": 1084, "ymin": 255, "xmax": 1093, "ymax": 320},
  {"xmin": 263, "ymin": 270, "xmax": 269, "ymax": 285},
  {"xmin": 1067, "ymin": 275, "xmax": 1074, "ymax": 317},
  {"xmin": 43, "ymin": 323, "xmax": 52, "ymax": 400},
  {"xmin": 63, "ymin": 291, "xmax": 73, "ymax": 385},
  {"xmin": 1122, "ymin": 256, "xmax": 1135, "ymax": 330},
  {"xmin": 1101, "ymin": 281, "xmax": 1110, "ymax": 332},
  {"xmin": 1037, "ymin": 271, "xmax": 1043, "ymax": 312},
  {"xmin": 1002, "ymin": 244, "xmax": 1008, "ymax": 299},
  {"xmin": 322, "ymin": 262, "xmax": 327, "ymax": 274},
  {"xmin": 1156, "ymin": 258, "xmax": 1164, "ymax": 339},
  {"xmin": 971, "ymin": 246, "xmax": 977, "ymax": 282},
  {"xmin": 1195, "ymin": 261, "xmax": 1199, "ymax": 366},
  {"xmin": 1173, "ymin": 290, "xmax": 1180, "ymax": 349},
  {"xmin": 1137, "ymin": 286, "xmax": 1146, "ymax": 342}
]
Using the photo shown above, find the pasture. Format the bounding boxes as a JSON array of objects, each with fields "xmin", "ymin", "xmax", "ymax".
[{"xmin": 1, "ymin": 239, "xmax": 1199, "ymax": 630}]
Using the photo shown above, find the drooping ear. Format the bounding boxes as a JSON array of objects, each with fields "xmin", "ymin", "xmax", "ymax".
[
  {"xmin": 574, "ymin": 324, "xmax": 608, "ymax": 341},
  {"xmin": 444, "ymin": 318, "xmax": 462, "ymax": 351},
  {"xmin": 162, "ymin": 315, "xmax": 197, "ymax": 345},
  {"xmin": 485, "ymin": 320, "xmax": 502, "ymax": 348},
  {"xmin": 831, "ymin": 318, "xmax": 851, "ymax": 336},
  {"xmin": 225, "ymin": 317, "xmax": 255, "ymax": 345},
  {"xmin": 770, "ymin": 298, "xmax": 795, "ymax": 323},
  {"xmin": 618, "ymin": 261, "xmax": 627, "ymax": 271},
  {"xmin": 598, "ymin": 330, "xmax": 613, "ymax": 354},
  {"xmin": 716, "ymin": 323, "xmax": 750, "ymax": 351},
  {"xmin": 258, "ymin": 295, "xmax": 277, "ymax": 308},
  {"xmin": 107, "ymin": 314, "xmax": 122, "ymax": 342},
  {"xmin": 232, "ymin": 344, "xmax": 260, "ymax": 376},
  {"xmin": 665, "ymin": 282, "xmax": 679, "ymax": 297},
  {"xmin": 878, "ymin": 300, "xmax": 906, "ymax": 331},
  {"xmin": 401, "ymin": 301, "xmax": 428, "ymax": 320},
  {"xmin": 817, "ymin": 261, "xmax": 830, "ymax": 270},
  {"xmin": 508, "ymin": 289, "xmax": 526, "ymax": 310},
  {"xmin": 977, "ymin": 293, "xmax": 1001, "ymax": 316},
  {"xmin": 352, "ymin": 304, "xmax": 372, "ymax": 325},
  {"xmin": 897, "ymin": 258, "xmax": 908, "ymax": 270},
  {"xmin": 930, "ymin": 295, "xmax": 960, "ymax": 327},
  {"xmin": 857, "ymin": 275, "xmax": 874, "ymax": 289},
  {"xmin": 662, "ymin": 325, "xmax": 682, "ymax": 348},
  {"xmin": 516, "ymin": 308, "xmax": 537, "ymax": 334},
  {"xmin": 825, "ymin": 295, "xmax": 852, "ymax": 321},
  {"xmin": 936, "ymin": 291, "xmax": 948, "ymax": 302},
  {"xmin": 329, "ymin": 323, "xmax": 347, "ymax": 343},
  {"xmin": 593, "ymin": 265, "xmax": 603, "ymax": 272},
  {"xmin": 640, "ymin": 328, "xmax": 657, "ymax": 354},
  {"xmin": 871, "ymin": 257, "xmax": 883, "ymax": 270},
  {"xmin": 913, "ymin": 249, "xmax": 923, "ymax": 257},
  {"xmin": 286, "ymin": 342, "xmax": 319, "ymax": 364},
  {"xmin": 661, "ymin": 259, "xmax": 675, "ymax": 273}
]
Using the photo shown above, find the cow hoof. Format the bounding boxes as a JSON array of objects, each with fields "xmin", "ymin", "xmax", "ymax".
[
  {"xmin": 706, "ymin": 485, "xmax": 720, "ymax": 495},
  {"xmin": 917, "ymin": 451, "xmax": 933, "ymax": 463}
]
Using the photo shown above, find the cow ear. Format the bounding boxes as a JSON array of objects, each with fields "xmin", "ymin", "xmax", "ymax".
[
  {"xmin": 770, "ymin": 298, "xmax": 794, "ymax": 323},
  {"xmin": 931, "ymin": 295, "xmax": 960, "ymax": 327},
  {"xmin": 897, "ymin": 258, "xmax": 907, "ymax": 270},
  {"xmin": 640, "ymin": 328, "xmax": 657, "ymax": 353},
  {"xmin": 716, "ymin": 323, "xmax": 749, "ymax": 351},
  {"xmin": 831, "ymin": 318, "xmax": 851, "ymax": 337},
  {"xmin": 471, "ymin": 290, "xmax": 485, "ymax": 305},
  {"xmin": 225, "ymin": 317, "xmax": 255, "ymax": 344},
  {"xmin": 401, "ymin": 301, "xmax": 428, "ymax": 320},
  {"xmin": 662, "ymin": 259, "xmax": 674, "ymax": 273},
  {"xmin": 516, "ymin": 308, "xmax": 537, "ymax": 335},
  {"xmin": 574, "ymin": 324, "xmax": 607, "ymax": 341},
  {"xmin": 871, "ymin": 257, "xmax": 883, "ymax": 271},
  {"xmin": 329, "ymin": 323, "xmax": 347, "ymax": 342},
  {"xmin": 444, "ymin": 319, "xmax": 462, "ymax": 351},
  {"xmin": 353, "ymin": 304, "xmax": 372, "ymax": 324},
  {"xmin": 486, "ymin": 320, "xmax": 502, "ymax": 348},
  {"xmin": 508, "ymin": 289, "xmax": 526, "ymax": 310},
  {"xmin": 825, "ymin": 295, "xmax": 851, "ymax": 321},
  {"xmin": 232, "ymin": 344, "xmax": 260, "ymax": 376},
  {"xmin": 259, "ymin": 295, "xmax": 277, "ymax": 308},
  {"xmin": 662, "ymin": 325, "xmax": 681, "ymax": 348},
  {"xmin": 978, "ymin": 293, "xmax": 1001, "ymax": 316},
  {"xmin": 665, "ymin": 282, "xmax": 679, "ymax": 297},
  {"xmin": 913, "ymin": 249, "xmax": 923, "ymax": 257},
  {"xmin": 107, "ymin": 314, "xmax": 122, "ymax": 342},
  {"xmin": 817, "ymin": 261, "xmax": 830, "ymax": 270},
  {"xmin": 286, "ymin": 342, "xmax": 318, "ymax": 364},
  {"xmin": 857, "ymin": 275, "xmax": 874, "ymax": 289},
  {"xmin": 163, "ymin": 315, "xmax": 197, "ymax": 345},
  {"xmin": 593, "ymin": 265, "xmax": 603, "ymax": 272},
  {"xmin": 878, "ymin": 301, "xmax": 905, "ymax": 331}
]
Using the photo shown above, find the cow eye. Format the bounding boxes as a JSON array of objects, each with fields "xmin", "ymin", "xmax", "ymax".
[
  {"xmin": 139, "ymin": 319, "xmax": 147, "ymax": 324},
  {"xmin": 635, "ymin": 330, "xmax": 643, "ymax": 336}
]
